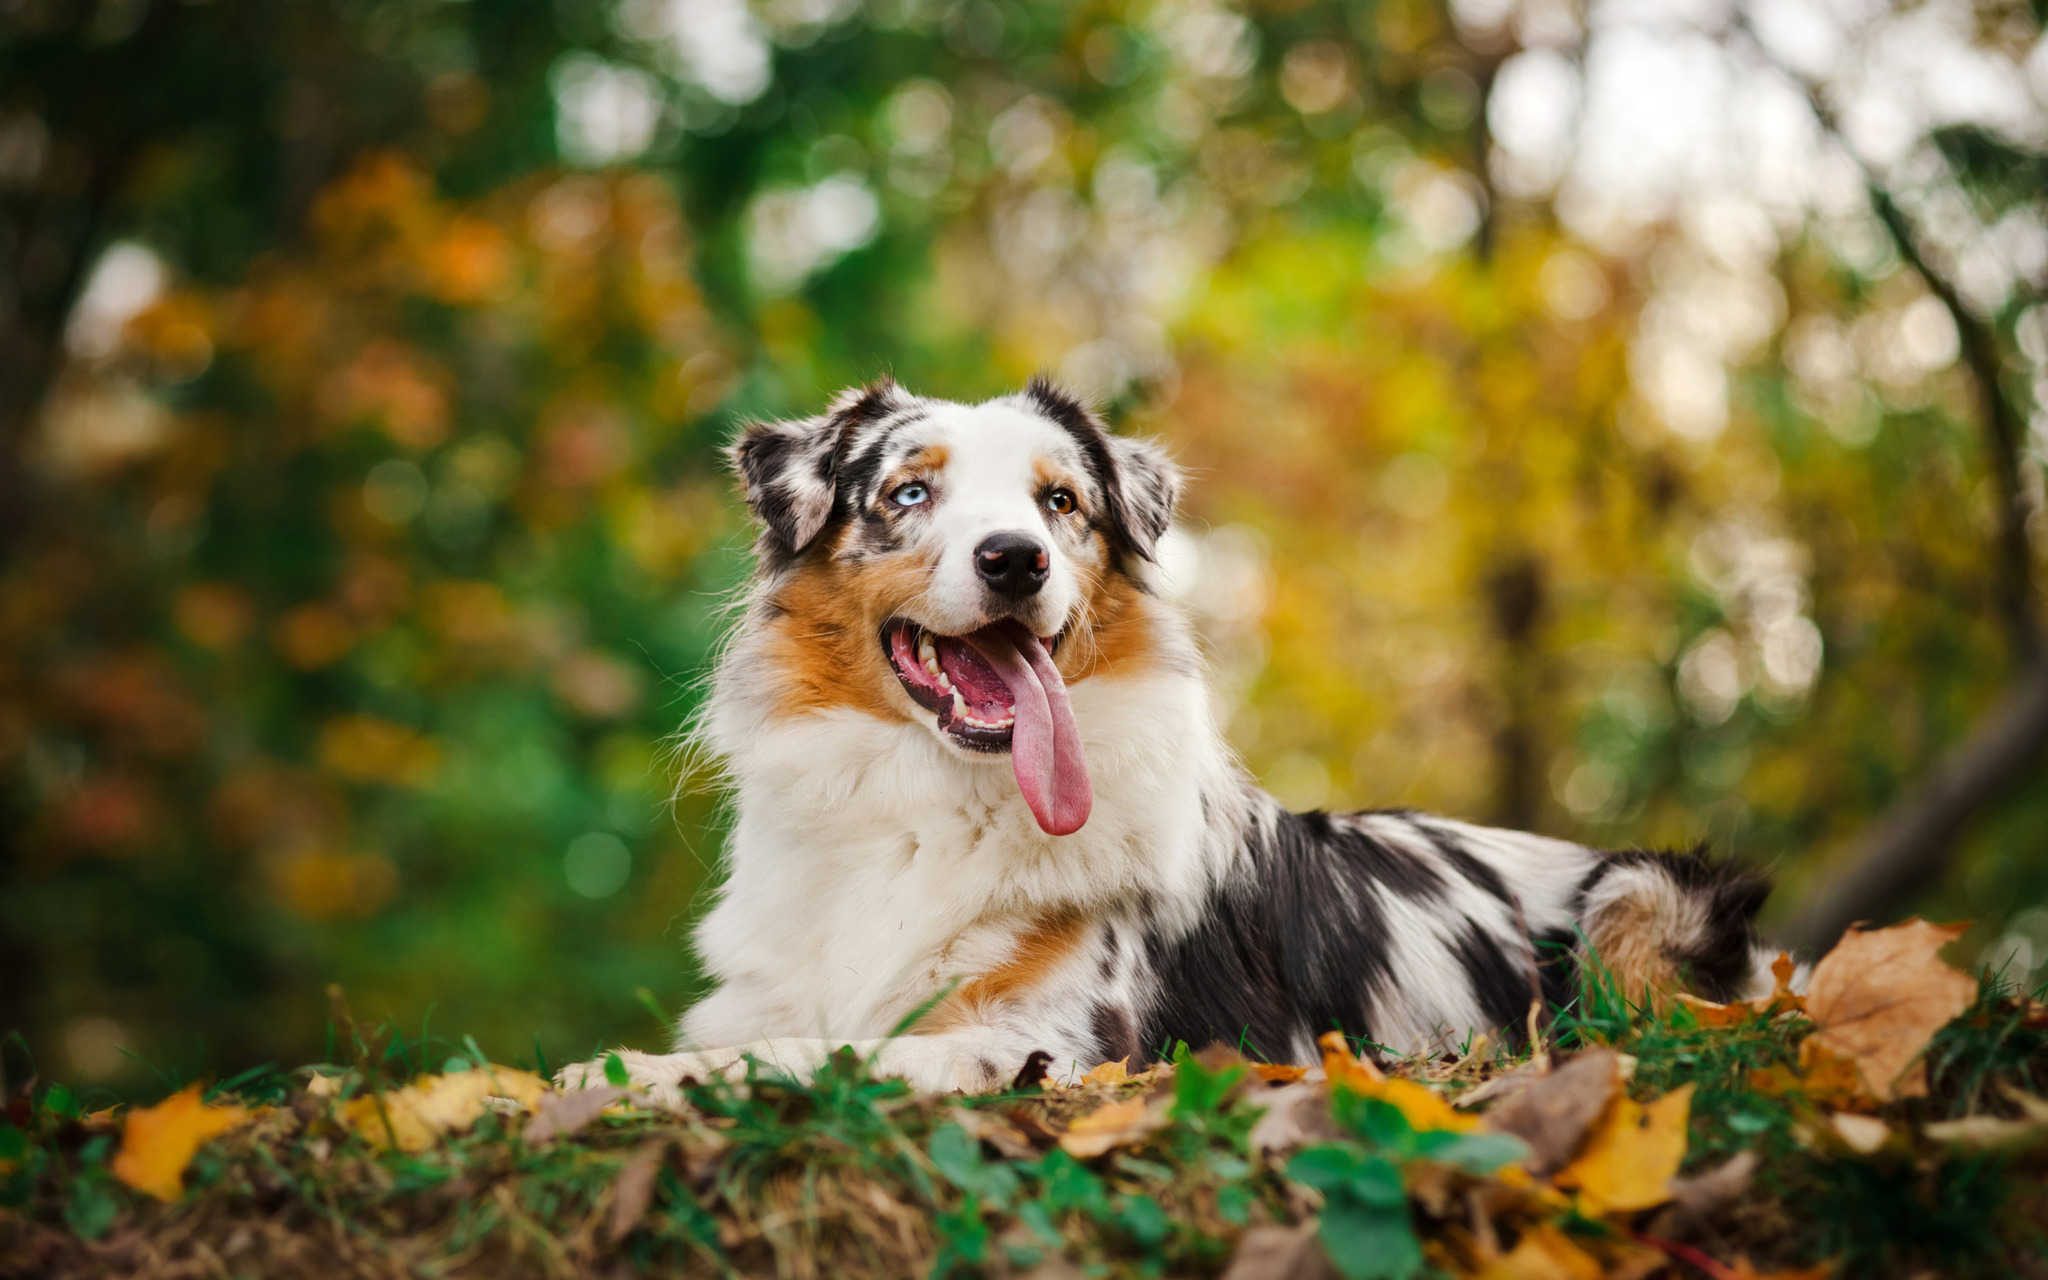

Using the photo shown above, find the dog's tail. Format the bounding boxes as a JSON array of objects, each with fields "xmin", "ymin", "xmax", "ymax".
[{"xmin": 1573, "ymin": 848, "xmax": 1777, "ymax": 1006}]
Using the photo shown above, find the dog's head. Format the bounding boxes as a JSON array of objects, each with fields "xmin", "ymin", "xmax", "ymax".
[{"xmin": 728, "ymin": 376, "xmax": 1179, "ymax": 835}]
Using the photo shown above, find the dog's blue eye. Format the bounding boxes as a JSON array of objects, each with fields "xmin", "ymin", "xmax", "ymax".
[{"xmin": 891, "ymin": 483, "xmax": 929, "ymax": 507}]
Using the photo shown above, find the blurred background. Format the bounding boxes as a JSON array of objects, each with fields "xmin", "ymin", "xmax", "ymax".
[{"xmin": 5, "ymin": 0, "xmax": 2048, "ymax": 1087}]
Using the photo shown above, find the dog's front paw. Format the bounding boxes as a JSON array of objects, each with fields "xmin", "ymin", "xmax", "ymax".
[{"xmin": 554, "ymin": 1049, "xmax": 725, "ymax": 1107}]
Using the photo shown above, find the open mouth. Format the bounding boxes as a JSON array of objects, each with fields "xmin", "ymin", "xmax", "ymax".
[{"xmin": 882, "ymin": 619, "xmax": 1093, "ymax": 835}]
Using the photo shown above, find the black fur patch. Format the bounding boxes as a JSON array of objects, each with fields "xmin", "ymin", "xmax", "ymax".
[
  {"xmin": 1021, "ymin": 375, "xmax": 1178, "ymax": 562},
  {"xmin": 1454, "ymin": 924, "xmax": 1532, "ymax": 1045},
  {"xmin": 1406, "ymin": 815, "xmax": 1512, "ymax": 903},
  {"xmin": 1139, "ymin": 807, "xmax": 1458, "ymax": 1059},
  {"xmin": 1090, "ymin": 1003, "xmax": 1141, "ymax": 1066}
]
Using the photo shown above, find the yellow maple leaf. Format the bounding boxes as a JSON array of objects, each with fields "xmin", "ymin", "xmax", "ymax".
[
  {"xmin": 1081, "ymin": 1058, "xmax": 1129, "ymax": 1086},
  {"xmin": 1804, "ymin": 919, "xmax": 1976, "ymax": 1102},
  {"xmin": 1316, "ymin": 1031, "xmax": 1474, "ymax": 1133},
  {"xmin": 111, "ymin": 1083, "xmax": 251, "ymax": 1202},
  {"xmin": 341, "ymin": 1065, "xmax": 548, "ymax": 1153},
  {"xmin": 1555, "ymin": 1084, "xmax": 1692, "ymax": 1216}
]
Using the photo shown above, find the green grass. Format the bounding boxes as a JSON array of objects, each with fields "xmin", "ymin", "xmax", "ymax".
[{"xmin": 3, "ymin": 974, "xmax": 2045, "ymax": 1279}]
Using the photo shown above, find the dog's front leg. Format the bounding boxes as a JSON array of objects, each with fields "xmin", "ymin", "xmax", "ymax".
[{"xmin": 555, "ymin": 1031, "xmax": 1034, "ymax": 1102}]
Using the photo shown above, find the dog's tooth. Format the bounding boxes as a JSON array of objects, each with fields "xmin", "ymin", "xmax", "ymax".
[
  {"xmin": 925, "ymin": 658, "xmax": 941, "ymax": 676},
  {"xmin": 951, "ymin": 690, "xmax": 967, "ymax": 718},
  {"xmin": 937, "ymin": 670, "xmax": 953, "ymax": 691},
  {"xmin": 919, "ymin": 637, "xmax": 937, "ymax": 664}
]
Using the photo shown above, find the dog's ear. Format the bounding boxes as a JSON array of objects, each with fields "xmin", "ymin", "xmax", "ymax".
[
  {"xmin": 730, "ymin": 379, "xmax": 910, "ymax": 557},
  {"xmin": 1103, "ymin": 434, "xmax": 1180, "ymax": 559},
  {"xmin": 1023, "ymin": 375, "xmax": 1181, "ymax": 560},
  {"xmin": 730, "ymin": 414, "xmax": 841, "ymax": 557}
]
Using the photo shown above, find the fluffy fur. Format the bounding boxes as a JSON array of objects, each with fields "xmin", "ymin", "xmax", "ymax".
[{"xmin": 560, "ymin": 378, "xmax": 1773, "ymax": 1098}]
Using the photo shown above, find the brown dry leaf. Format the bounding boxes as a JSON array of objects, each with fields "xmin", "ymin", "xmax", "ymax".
[
  {"xmin": 949, "ymin": 1106, "xmax": 1039, "ymax": 1160},
  {"xmin": 1247, "ymin": 1081, "xmax": 1343, "ymax": 1158},
  {"xmin": 1802, "ymin": 918, "xmax": 1976, "ymax": 1102},
  {"xmin": 607, "ymin": 1138, "xmax": 672, "ymax": 1243},
  {"xmin": 111, "ymin": 1084, "xmax": 252, "ymax": 1202},
  {"xmin": 1555, "ymin": 1084, "xmax": 1692, "ymax": 1216},
  {"xmin": 1058, "ymin": 1095, "xmax": 1164, "ymax": 1158},
  {"xmin": 1480, "ymin": 1050, "xmax": 1624, "ymax": 1176},
  {"xmin": 341, "ymin": 1065, "xmax": 548, "ymax": 1152},
  {"xmin": 1221, "ymin": 1222, "xmax": 1340, "ymax": 1280},
  {"xmin": 525, "ymin": 1084, "xmax": 630, "ymax": 1142},
  {"xmin": 1081, "ymin": 1058, "xmax": 1130, "ymax": 1086},
  {"xmin": 1666, "ymin": 1149, "xmax": 1758, "ymax": 1219},
  {"xmin": 1472, "ymin": 1223, "xmax": 1605, "ymax": 1280}
]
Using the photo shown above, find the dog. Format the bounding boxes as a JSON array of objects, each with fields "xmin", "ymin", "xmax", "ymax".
[{"xmin": 559, "ymin": 377, "xmax": 1773, "ymax": 1099}]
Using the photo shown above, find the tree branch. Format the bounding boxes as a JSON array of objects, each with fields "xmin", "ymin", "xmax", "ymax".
[
  {"xmin": 1779, "ymin": 660, "xmax": 2048, "ymax": 955},
  {"xmin": 1746, "ymin": 25, "xmax": 2040, "ymax": 661}
]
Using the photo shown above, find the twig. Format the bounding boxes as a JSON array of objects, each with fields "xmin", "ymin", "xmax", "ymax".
[
  {"xmin": 1781, "ymin": 659, "xmax": 2048, "ymax": 954},
  {"xmin": 1626, "ymin": 1229, "xmax": 1744, "ymax": 1280}
]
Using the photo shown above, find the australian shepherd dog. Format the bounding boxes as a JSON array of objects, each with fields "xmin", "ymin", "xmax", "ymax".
[{"xmin": 561, "ymin": 377, "xmax": 1773, "ymax": 1098}]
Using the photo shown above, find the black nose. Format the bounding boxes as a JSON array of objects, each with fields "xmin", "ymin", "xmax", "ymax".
[{"xmin": 974, "ymin": 531, "xmax": 1050, "ymax": 599}]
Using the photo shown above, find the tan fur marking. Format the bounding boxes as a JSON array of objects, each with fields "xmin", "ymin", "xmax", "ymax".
[
  {"xmin": 1584, "ymin": 896, "xmax": 1682, "ymax": 1009},
  {"xmin": 924, "ymin": 909, "xmax": 1087, "ymax": 1031},
  {"xmin": 1059, "ymin": 548, "xmax": 1162, "ymax": 683},
  {"xmin": 760, "ymin": 541, "xmax": 933, "ymax": 722}
]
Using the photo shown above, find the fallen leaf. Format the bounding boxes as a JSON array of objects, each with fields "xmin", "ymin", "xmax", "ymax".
[
  {"xmin": 1751, "ymin": 1044, "xmax": 1870, "ymax": 1112},
  {"xmin": 1058, "ymin": 1095, "xmax": 1165, "ymax": 1158},
  {"xmin": 948, "ymin": 1106, "xmax": 1040, "ymax": 1161},
  {"xmin": 1011, "ymin": 1050, "xmax": 1055, "ymax": 1091},
  {"xmin": 1922, "ymin": 1114, "xmax": 2048, "ymax": 1149},
  {"xmin": 1251, "ymin": 1063, "xmax": 1310, "ymax": 1084},
  {"xmin": 1249, "ymin": 1081, "xmax": 1344, "ymax": 1158},
  {"xmin": 1318, "ymin": 1031, "xmax": 1473, "ymax": 1134},
  {"xmin": 1081, "ymin": 1058, "xmax": 1130, "ymax": 1086},
  {"xmin": 1555, "ymin": 1085, "xmax": 1692, "ymax": 1216},
  {"xmin": 525, "ymin": 1084, "xmax": 630, "ymax": 1142},
  {"xmin": 304, "ymin": 1073, "xmax": 346, "ymax": 1100},
  {"xmin": 1827, "ymin": 1112, "xmax": 1889, "ymax": 1154},
  {"xmin": 111, "ymin": 1084, "xmax": 251, "ymax": 1202},
  {"xmin": 1677, "ymin": 952, "xmax": 1805, "ymax": 1027},
  {"xmin": 1665, "ymin": 1149, "xmax": 1758, "ymax": 1219},
  {"xmin": 1802, "ymin": 919, "xmax": 1976, "ymax": 1101},
  {"xmin": 1317, "ymin": 1030, "xmax": 1386, "ymax": 1091},
  {"xmin": 1221, "ymin": 1222, "xmax": 1341, "ymax": 1280},
  {"xmin": 79, "ymin": 1107, "xmax": 123, "ymax": 1131},
  {"xmin": 607, "ymin": 1138, "xmax": 671, "ymax": 1242},
  {"xmin": 1473, "ymin": 1223, "xmax": 1605, "ymax": 1280},
  {"xmin": 1480, "ymin": 1050, "xmax": 1625, "ymax": 1176},
  {"xmin": 341, "ymin": 1065, "xmax": 547, "ymax": 1152}
]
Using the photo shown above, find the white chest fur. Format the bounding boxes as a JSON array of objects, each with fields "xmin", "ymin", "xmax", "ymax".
[{"xmin": 683, "ymin": 664, "xmax": 1241, "ymax": 1049}]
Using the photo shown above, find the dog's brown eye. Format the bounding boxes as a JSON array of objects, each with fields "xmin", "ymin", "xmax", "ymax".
[{"xmin": 1045, "ymin": 489, "xmax": 1075, "ymax": 515}]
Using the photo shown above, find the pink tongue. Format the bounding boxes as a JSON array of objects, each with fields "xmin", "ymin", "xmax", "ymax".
[{"xmin": 961, "ymin": 623, "xmax": 1092, "ymax": 836}]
